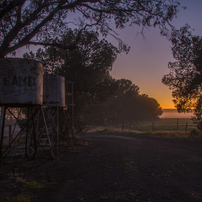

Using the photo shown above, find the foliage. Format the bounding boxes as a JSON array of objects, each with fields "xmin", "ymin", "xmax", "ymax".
[
  {"xmin": 83, "ymin": 79, "xmax": 163, "ymax": 124},
  {"xmin": 0, "ymin": 0, "xmax": 181, "ymax": 58},
  {"xmin": 162, "ymin": 24, "xmax": 202, "ymax": 130},
  {"xmin": 56, "ymin": 30, "xmax": 119, "ymax": 102},
  {"xmin": 24, "ymin": 30, "xmax": 119, "ymax": 131}
]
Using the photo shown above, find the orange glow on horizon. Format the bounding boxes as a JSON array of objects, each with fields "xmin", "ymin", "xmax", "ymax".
[{"xmin": 159, "ymin": 102, "xmax": 176, "ymax": 110}]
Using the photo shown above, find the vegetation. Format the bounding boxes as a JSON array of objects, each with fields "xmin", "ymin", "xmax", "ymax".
[
  {"xmin": 7, "ymin": 194, "xmax": 30, "ymax": 202},
  {"xmin": 24, "ymin": 31, "xmax": 163, "ymax": 131},
  {"xmin": 83, "ymin": 79, "xmax": 163, "ymax": 125},
  {"xmin": 162, "ymin": 25, "xmax": 202, "ymax": 130},
  {"xmin": 87, "ymin": 118, "xmax": 197, "ymax": 133},
  {"xmin": 88, "ymin": 122, "xmax": 200, "ymax": 140},
  {"xmin": 24, "ymin": 30, "xmax": 119, "ymax": 131},
  {"xmin": 23, "ymin": 180, "xmax": 45, "ymax": 190},
  {"xmin": 4, "ymin": 1, "xmax": 186, "ymax": 132},
  {"xmin": 0, "ymin": 0, "xmax": 181, "ymax": 58}
]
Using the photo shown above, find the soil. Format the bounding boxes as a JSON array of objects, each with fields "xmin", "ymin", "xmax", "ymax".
[{"xmin": 1, "ymin": 132, "xmax": 202, "ymax": 202}]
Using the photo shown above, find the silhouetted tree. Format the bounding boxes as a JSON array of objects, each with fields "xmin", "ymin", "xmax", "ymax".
[
  {"xmin": 162, "ymin": 25, "xmax": 202, "ymax": 129},
  {"xmin": 1, "ymin": 0, "xmax": 181, "ymax": 58},
  {"xmin": 24, "ymin": 30, "xmax": 119, "ymax": 131},
  {"xmin": 84, "ymin": 79, "xmax": 163, "ymax": 125}
]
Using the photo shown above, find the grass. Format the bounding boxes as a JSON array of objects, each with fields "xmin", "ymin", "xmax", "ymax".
[
  {"xmin": 126, "ymin": 118, "xmax": 196, "ymax": 132},
  {"xmin": 89, "ymin": 127, "xmax": 117, "ymax": 133},
  {"xmin": 87, "ymin": 126, "xmax": 202, "ymax": 140},
  {"xmin": 100, "ymin": 194, "xmax": 109, "ymax": 200},
  {"xmin": 88, "ymin": 118, "xmax": 197, "ymax": 132},
  {"xmin": 116, "ymin": 195, "xmax": 130, "ymax": 201},
  {"xmin": 23, "ymin": 180, "xmax": 45, "ymax": 190},
  {"xmin": 7, "ymin": 194, "xmax": 30, "ymax": 202},
  {"xmin": 8, "ymin": 181, "xmax": 45, "ymax": 202},
  {"xmin": 87, "ymin": 118, "xmax": 199, "ymax": 134}
]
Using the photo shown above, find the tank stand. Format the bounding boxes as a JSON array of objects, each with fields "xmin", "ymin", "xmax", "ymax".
[{"xmin": 0, "ymin": 107, "xmax": 40, "ymax": 160}]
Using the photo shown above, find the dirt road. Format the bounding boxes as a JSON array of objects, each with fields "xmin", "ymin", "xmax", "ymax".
[
  {"xmin": 56, "ymin": 133, "xmax": 202, "ymax": 202},
  {"xmin": 1, "ymin": 133, "xmax": 202, "ymax": 202}
]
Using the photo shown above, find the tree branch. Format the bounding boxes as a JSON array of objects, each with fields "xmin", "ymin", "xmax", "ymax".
[
  {"xmin": 0, "ymin": 0, "xmax": 180, "ymax": 58},
  {"xmin": 0, "ymin": 0, "xmax": 25, "ymax": 20},
  {"xmin": 27, "ymin": 41, "xmax": 78, "ymax": 50}
]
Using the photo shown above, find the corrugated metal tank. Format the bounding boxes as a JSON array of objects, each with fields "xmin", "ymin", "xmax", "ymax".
[
  {"xmin": 0, "ymin": 58, "xmax": 43, "ymax": 106},
  {"xmin": 43, "ymin": 74, "xmax": 66, "ymax": 108}
]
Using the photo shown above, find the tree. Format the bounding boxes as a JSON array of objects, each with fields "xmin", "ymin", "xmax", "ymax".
[
  {"xmin": 162, "ymin": 25, "xmax": 202, "ymax": 129},
  {"xmin": 84, "ymin": 79, "xmax": 163, "ymax": 125},
  {"xmin": 1, "ymin": 0, "xmax": 181, "ymax": 58},
  {"xmin": 24, "ymin": 29, "xmax": 119, "ymax": 131}
]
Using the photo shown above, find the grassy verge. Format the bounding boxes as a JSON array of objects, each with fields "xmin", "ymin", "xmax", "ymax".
[
  {"xmin": 87, "ymin": 127, "xmax": 202, "ymax": 140},
  {"xmin": 87, "ymin": 118, "xmax": 197, "ymax": 132}
]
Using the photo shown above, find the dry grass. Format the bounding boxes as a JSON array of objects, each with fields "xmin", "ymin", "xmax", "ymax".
[{"xmin": 87, "ymin": 127, "xmax": 202, "ymax": 140}]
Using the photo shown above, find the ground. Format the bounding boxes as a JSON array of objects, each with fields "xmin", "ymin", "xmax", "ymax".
[{"xmin": 0, "ymin": 132, "xmax": 202, "ymax": 202}]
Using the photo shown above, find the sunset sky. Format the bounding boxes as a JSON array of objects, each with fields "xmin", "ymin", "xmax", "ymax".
[{"xmin": 110, "ymin": 0, "xmax": 202, "ymax": 109}]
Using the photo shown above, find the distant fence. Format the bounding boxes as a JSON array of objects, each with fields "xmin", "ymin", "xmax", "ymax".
[{"xmin": 87, "ymin": 118, "xmax": 197, "ymax": 132}]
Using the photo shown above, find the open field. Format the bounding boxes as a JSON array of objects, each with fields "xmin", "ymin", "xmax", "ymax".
[{"xmin": 130, "ymin": 118, "xmax": 196, "ymax": 132}]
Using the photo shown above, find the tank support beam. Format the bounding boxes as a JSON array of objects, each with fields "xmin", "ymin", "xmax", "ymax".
[{"xmin": 0, "ymin": 106, "xmax": 6, "ymax": 157}]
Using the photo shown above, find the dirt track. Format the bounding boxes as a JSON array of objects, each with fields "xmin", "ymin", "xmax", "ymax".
[{"xmin": 1, "ymin": 133, "xmax": 202, "ymax": 202}]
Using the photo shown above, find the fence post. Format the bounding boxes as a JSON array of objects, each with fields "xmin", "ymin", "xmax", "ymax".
[
  {"xmin": 9, "ymin": 125, "xmax": 12, "ymax": 144},
  {"xmin": 185, "ymin": 123, "xmax": 188, "ymax": 131}
]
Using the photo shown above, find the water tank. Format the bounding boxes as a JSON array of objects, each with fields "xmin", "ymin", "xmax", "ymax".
[
  {"xmin": 43, "ymin": 74, "xmax": 66, "ymax": 108},
  {"xmin": 0, "ymin": 58, "xmax": 43, "ymax": 106}
]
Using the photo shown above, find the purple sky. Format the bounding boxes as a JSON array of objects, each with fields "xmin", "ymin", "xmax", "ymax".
[{"xmin": 110, "ymin": 0, "xmax": 202, "ymax": 109}]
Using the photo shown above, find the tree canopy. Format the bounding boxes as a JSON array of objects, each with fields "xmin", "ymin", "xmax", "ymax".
[
  {"xmin": 162, "ymin": 25, "xmax": 202, "ymax": 129},
  {"xmin": 1, "ymin": 0, "xmax": 181, "ymax": 58},
  {"xmin": 24, "ymin": 30, "xmax": 119, "ymax": 130},
  {"xmin": 162, "ymin": 25, "xmax": 202, "ymax": 111}
]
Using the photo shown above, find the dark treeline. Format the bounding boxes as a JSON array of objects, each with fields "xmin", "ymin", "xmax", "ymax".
[{"xmin": 82, "ymin": 79, "xmax": 163, "ymax": 126}]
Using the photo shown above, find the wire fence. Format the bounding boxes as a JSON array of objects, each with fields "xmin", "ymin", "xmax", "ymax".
[{"xmin": 87, "ymin": 118, "xmax": 197, "ymax": 132}]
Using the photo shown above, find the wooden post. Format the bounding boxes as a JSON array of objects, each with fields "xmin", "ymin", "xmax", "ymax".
[
  {"xmin": 177, "ymin": 118, "xmax": 179, "ymax": 131},
  {"xmin": 185, "ymin": 123, "xmax": 188, "ymax": 131}
]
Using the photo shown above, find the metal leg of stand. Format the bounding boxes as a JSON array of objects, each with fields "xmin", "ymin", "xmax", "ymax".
[
  {"xmin": 0, "ymin": 106, "xmax": 6, "ymax": 157},
  {"xmin": 57, "ymin": 104, "xmax": 59, "ymax": 162}
]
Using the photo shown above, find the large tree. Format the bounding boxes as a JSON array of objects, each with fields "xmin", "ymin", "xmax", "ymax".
[
  {"xmin": 162, "ymin": 25, "xmax": 202, "ymax": 129},
  {"xmin": 24, "ymin": 29, "xmax": 119, "ymax": 130},
  {"xmin": 1, "ymin": 0, "xmax": 181, "ymax": 58}
]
